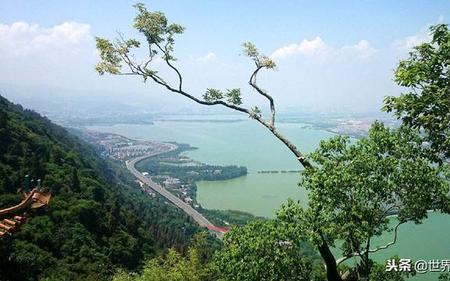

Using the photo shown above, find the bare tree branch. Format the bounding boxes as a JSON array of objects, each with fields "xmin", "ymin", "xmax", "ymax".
[
  {"xmin": 336, "ymin": 222, "xmax": 404, "ymax": 265},
  {"xmin": 367, "ymin": 222, "xmax": 404, "ymax": 253},
  {"xmin": 142, "ymin": 44, "xmax": 156, "ymax": 69},
  {"xmin": 116, "ymin": 46, "xmax": 312, "ymax": 169},
  {"xmin": 155, "ymin": 42, "xmax": 183, "ymax": 91},
  {"xmin": 249, "ymin": 66, "xmax": 276, "ymax": 127}
]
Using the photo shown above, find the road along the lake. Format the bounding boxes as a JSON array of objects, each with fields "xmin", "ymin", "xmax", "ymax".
[{"xmin": 125, "ymin": 144, "xmax": 226, "ymax": 236}]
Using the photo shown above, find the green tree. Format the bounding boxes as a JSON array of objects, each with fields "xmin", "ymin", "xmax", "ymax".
[
  {"xmin": 94, "ymin": 5, "xmax": 337, "ymax": 278},
  {"xmin": 0, "ymin": 94, "xmax": 201, "ymax": 280},
  {"xmin": 71, "ymin": 168, "xmax": 80, "ymax": 192},
  {"xmin": 384, "ymin": 24, "xmax": 450, "ymax": 162},
  {"xmin": 278, "ymin": 122, "xmax": 449, "ymax": 280},
  {"xmin": 95, "ymin": 4, "xmax": 450, "ymax": 280},
  {"xmin": 112, "ymin": 233, "xmax": 218, "ymax": 281},
  {"xmin": 368, "ymin": 257, "xmax": 413, "ymax": 281},
  {"xmin": 215, "ymin": 220, "xmax": 322, "ymax": 281}
]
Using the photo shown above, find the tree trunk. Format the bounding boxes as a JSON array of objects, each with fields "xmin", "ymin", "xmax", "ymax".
[{"xmin": 318, "ymin": 240, "xmax": 343, "ymax": 281}]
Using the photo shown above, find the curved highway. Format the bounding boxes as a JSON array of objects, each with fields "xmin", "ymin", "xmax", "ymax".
[{"xmin": 125, "ymin": 145, "xmax": 216, "ymax": 229}]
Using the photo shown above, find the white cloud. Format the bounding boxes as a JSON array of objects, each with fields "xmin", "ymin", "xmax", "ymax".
[
  {"xmin": 196, "ymin": 52, "xmax": 217, "ymax": 63},
  {"xmin": 392, "ymin": 16, "xmax": 447, "ymax": 51},
  {"xmin": 0, "ymin": 21, "xmax": 97, "ymax": 91},
  {"xmin": 0, "ymin": 21, "xmax": 91, "ymax": 55},
  {"xmin": 393, "ymin": 29, "xmax": 430, "ymax": 50},
  {"xmin": 392, "ymin": 16, "xmax": 446, "ymax": 52},
  {"xmin": 270, "ymin": 37, "xmax": 330, "ymax": 60},
  {"xmin": 270, "ymin": 37, "xmax": 377, "ymax": 61},
  {"xmin": 340, "ymin": 40, "xmax": 377, "ymax": 58}
]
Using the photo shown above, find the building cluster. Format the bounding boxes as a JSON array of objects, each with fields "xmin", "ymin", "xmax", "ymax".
[
  {"xmin": 84, "ymin": 131, "xmax": 174, "ymax": 160},
  {"xmin": 146, "ymin": 174, "xmax": 197, "ymax": 207},
  {"xmin": 84, "ymin": 130, "xmax": 199, "ymax": 207},
  {"xmin": 329, "ymin": 119, "xmax": 373, "ymax": 137}
]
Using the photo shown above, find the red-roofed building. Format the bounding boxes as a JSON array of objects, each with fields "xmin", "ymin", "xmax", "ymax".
[{"xmin": 207, "ymin": 225, "xmax": 230, "ymax": 233}]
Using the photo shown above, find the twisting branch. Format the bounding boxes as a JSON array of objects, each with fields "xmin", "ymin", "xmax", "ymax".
[
  {"xmin": 153, "ymin": 61, "xmax": 311, "ymax": 167},
  {"xmin": 155, "ymin": 42, "xmax": 183, "ymax": 91},
  {"xmin": 254, "ymin": 117, "xmax": 312, "ymax": 168},
  {"xmin": 147, "ymin": 73, "xmax": 250, "ymax": 114},
  {"xmin": 143, "ymin": 56, "xmax": 310, "ymax": 168},
  {"xmin": 336, "ymin": 222, "xmax": 404, "ymax": 265},
  {"xmin": 94, "ymin": 3, "xmax": 339, "ymax": 278},
  {"xmin": 249, "ymin": 66, "xmax": 276, "ymax": 127},
  {"xmin": 142, "ymin": 44, "xmax": 154, "ymax": 70},
  {"xmin": 139, "ymin": 59, "xmax": 312, "ymax": 168},
  {"xmin": 120, "ymin": 51, "xmax": 139, "ymax": 74},
  {"xmin": 94, "ymin": 5, "xmax": 314, "ymax": 170},
  {"xmin": 367, "ymin": 222, "xmax": 404, "ymax": 253}
]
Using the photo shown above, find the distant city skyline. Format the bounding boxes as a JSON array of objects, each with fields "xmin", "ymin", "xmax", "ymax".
[{"xmin": 1, "ymin": 1, "xmax": 449, "ymax": 113}]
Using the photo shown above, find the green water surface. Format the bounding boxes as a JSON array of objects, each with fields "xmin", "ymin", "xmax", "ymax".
[{"xmin": 89, "ymin": 117, "xmax": 449, "ymax": 280}]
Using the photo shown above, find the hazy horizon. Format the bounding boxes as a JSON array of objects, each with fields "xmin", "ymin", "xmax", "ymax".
[{"xmin": 1, "ymin": 1, "xmax": 449, "ymax": 115}]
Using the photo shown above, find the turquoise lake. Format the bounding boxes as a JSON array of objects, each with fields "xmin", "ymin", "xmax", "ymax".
[{"xmin": 89, "ymin": 116, "xmax": 449, "ymax": 280}]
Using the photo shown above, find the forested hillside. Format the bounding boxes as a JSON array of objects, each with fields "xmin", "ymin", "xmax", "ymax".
[{"xmin": 0, "ymin": 95, "xmax": 202, "ymax": 281}]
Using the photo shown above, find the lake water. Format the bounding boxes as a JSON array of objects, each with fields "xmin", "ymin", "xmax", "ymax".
[
  {"xmin": 89, "ymin": 117, "xmax": 326, "ymax": 216},
  {"xmin": 89, "ymin": 116, "xmax": 449, "ymax": 280}
]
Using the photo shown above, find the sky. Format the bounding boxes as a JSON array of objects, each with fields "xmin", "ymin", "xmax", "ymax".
[{"xmin": 0, "ymin": 1, "xmax": 449, "ymax": 113}]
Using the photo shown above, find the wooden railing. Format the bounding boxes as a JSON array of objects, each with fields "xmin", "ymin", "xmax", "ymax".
[
  {"xmin": 0, "ymin": 189, "xmax": 37, "ymax": 217},
  {"xmin": 0, "ymin": 188, "xmax": 51, "ymax": 238}
]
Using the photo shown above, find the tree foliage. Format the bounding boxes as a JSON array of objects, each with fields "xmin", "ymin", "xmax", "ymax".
[
  {"xmin": 278, "ymin": 122, "xmax": 450, "ymax": 279},
  {"xmin": 384, "ymin": 24, "xmax": 450, "ymax": 161},
  {"xmin": 95, "ymin": 5, "xmax": 450, "ymax": 280},
  {"xmin": 112, "ymin": 233, "xmax": 218, "ymax": 281},
  {"xmin": 0, "ymin": 95, "xmax": 201, "ymax": 280},
  {"xmin": 114, "ymin": 220, "xmax": 324, "ymax": 281},
  {"xmin": 215, "ymin": 220, "xmax": 323, "ymax": 281},
  {"xmin": 242, "ymin": 42, "xmax": 277, "ymax": 69}
]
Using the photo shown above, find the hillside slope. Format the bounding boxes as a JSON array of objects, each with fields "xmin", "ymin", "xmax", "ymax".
[{"xmin": 0, "ymin": 95, "xmax": 199, "ymax": 281}]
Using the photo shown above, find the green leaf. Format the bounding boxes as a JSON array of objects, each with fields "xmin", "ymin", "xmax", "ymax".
[
  {"xmin": 383, "ymin": 23, "xmax": 450, "ymax": 160},
  {"xmin": 203, "ymin": 88, "xmax": 224, "ymax": 102},
  {"xmin": 225, "ymin": 89, "xmax": 242, "ymax": 105},
  {"xmin": 95, "ymin": 37, "xmax": 122, "ymax": 75}
]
